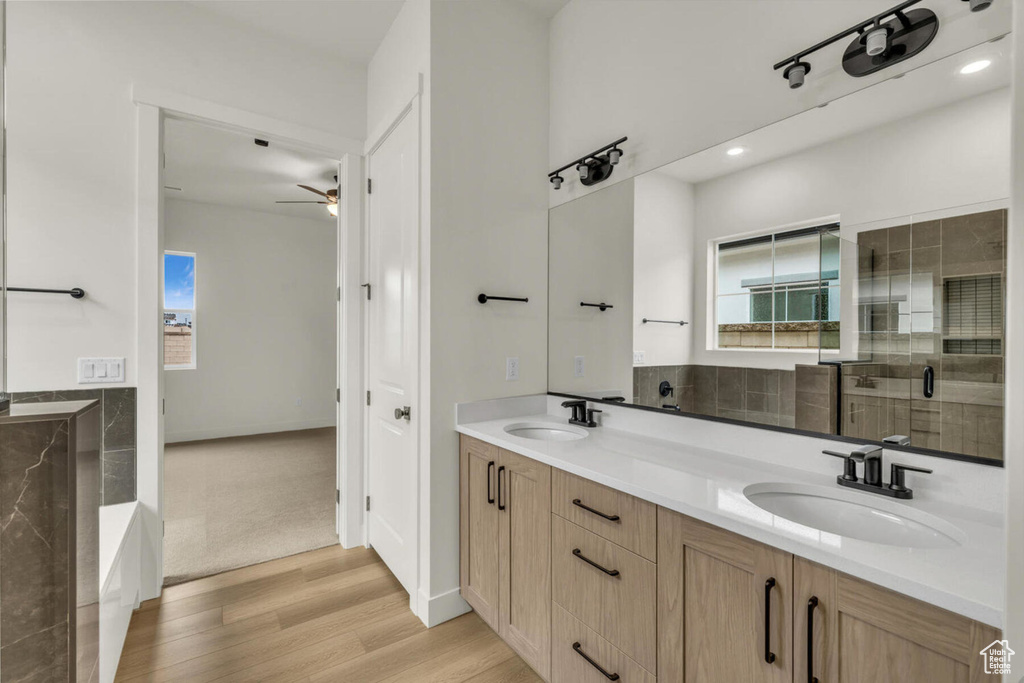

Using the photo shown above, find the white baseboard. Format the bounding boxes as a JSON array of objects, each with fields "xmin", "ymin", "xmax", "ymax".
[
  {"xmin": 165, "ymin": 418, "xmax": 336, "ymax": 444},
  {"xmin": 417, "ymin": 586, "xmax": 471, "ymax": 627}
]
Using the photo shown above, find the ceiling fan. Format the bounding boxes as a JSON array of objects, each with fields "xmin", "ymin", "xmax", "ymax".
[{"xmin": 276, "ymin": 181, "xmax": 339, "ymax": 217}]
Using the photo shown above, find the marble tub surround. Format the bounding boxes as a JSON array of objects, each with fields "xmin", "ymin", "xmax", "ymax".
[
  {"xmin": 13, "ymin": 388, "xmax": 136, "ymax": 505},
  {"xmin": 0, "ymin": 400, "xmax": 101, "ymax": 683},
  {"xmin": 457, "ymin": 394, "xmax": 1005, "ymax": 627}
]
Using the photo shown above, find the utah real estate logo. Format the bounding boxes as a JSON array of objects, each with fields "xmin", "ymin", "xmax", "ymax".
[{"xmin": 979, "ymin": 639, "xmax": 1014, "ymax": 676}]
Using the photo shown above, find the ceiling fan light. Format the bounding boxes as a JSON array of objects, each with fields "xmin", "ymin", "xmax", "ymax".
[{"xmin": 327, "ymin": 203, "xmax": 339, "ymax": 217}]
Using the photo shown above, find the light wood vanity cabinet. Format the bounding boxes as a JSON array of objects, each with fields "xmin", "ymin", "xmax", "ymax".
[
  {"xmin": 658, "ymin": 507, "xmax": 793, "ymax": 683},
  {"xmin": 794, "ymin": 557, "xmax": 1000, "ymax": 683},
  {"xmin": 459, "ymin": 435, "xmax": 999, "ymax": 683},
  {"xmin": 459, "ymin": 436, "xmax": 552, "ymax": 679}
]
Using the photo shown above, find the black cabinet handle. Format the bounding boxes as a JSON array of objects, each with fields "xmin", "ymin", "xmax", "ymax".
[
  {"xmin": 572, "ymin": 548, "xmax": 620, "ymax": 577},
  {"xmin": 764, "ymin": 577, "xmax": 777, "ymax": 664},
  {"xmin": 572, "ymin": 642, "xmax": 620, "ymax": 680},
  {"xmin": 572, "ymin": 499, "xmax": 620, "ymax": 522},
  {"xmin": 486, "ymin": 461, "xmax": 495, "ymax": 505},
  {"xmin": 923, "ymin": 365, "xmax": 934, "ymax": 399},
  {"xmin": 807, "ymin": 596, "xmax": 819, "ymax": 683},
  {"xmin": 497, "ymin": 466, "xmax": 506, "ymax": 511}
]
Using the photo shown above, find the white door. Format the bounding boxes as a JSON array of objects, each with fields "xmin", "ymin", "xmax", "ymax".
[{"xmin": 365, "ymin": 106, "xmax": 419, "ymax": 596}]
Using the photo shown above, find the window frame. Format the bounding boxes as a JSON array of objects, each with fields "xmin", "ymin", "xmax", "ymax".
[
  {"xmin": 163, "ymin": 250, "xmax": 197, "ymax": 370},
  {"xmin": 712, "ymin": 222, "xmax": 839, "ymax": 352}
]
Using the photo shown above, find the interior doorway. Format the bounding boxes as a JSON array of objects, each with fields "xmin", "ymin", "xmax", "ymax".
[{"xmin": 159, "ymin": 117, "xmax": 342, "ymax": 584}]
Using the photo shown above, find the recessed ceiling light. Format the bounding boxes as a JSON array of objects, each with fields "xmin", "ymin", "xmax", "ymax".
[
  {"xmin": 726, "ymin": 147, "xmax": 746, "ymax": 157},
  {"xmin": 960, "ymin": 59, "xmax": 991, "ymax": 75}
]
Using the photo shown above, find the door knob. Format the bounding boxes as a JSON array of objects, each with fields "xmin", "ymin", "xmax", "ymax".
[{"xmin": 394, "ymin": 406, "xmax": 411, "ymax": 421}]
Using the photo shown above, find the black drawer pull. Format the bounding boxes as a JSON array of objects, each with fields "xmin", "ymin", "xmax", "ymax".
[
  {"xmin": 807, "ymin": 596, "xmax": 819, "ymax": 683},
  {"xmin": 497, "ymin": 466, "xmax": 506, "ymax": 511},
  {"xmin": 572, "ymin": 498, "xmax": 620, "ymax": 522},
  {"xmin": 486, "ymin": 461, "xmax": 495, "ymax": 505},
  {"xmin": 764, "ymin": 577, "xmax": 777, "ymax": 664},
  {"xmin": 572, "ymin": 548, "xmax": 620, "ymax": 577},
  {"xmin": 572, "ymin": 642, "xmax": 620, "ymax": 680}
]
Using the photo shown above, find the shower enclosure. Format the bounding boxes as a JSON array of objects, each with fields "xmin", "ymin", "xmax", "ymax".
[{"xmin": 824, "ymin": 206, "xmax": 1006, "ymax": 460}]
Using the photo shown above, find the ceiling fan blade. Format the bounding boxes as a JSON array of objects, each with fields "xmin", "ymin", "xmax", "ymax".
[
  {"xmin": 275, "ymin": 200, "xmax": 328, "ymax": 204},
  {"xmin": 297, "ymin": 184, "xmax": 330, "ymax": 198}
]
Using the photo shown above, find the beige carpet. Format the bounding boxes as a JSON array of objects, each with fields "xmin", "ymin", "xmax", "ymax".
[{"xmin": 163, "ymin": 427, "xmax": 338, "ymax": 585}]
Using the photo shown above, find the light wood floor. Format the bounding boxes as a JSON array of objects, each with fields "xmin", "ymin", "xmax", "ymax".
[{"xmin": 116, "ymin": 544, "xmax": 542, "ymax": 682}]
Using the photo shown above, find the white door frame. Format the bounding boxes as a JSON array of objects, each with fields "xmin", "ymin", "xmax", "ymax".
[{"xmin": 133, "ymin": 86, "xmax": 363, "ymax": 600}]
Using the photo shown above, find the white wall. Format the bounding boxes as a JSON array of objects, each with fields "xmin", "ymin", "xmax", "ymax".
[
  {"xmin": 549, "ymin": 179, "xmax": 633, "ymax": 395},
  {"xmin": 6, "ymin": 1, "xmax": 366, "ymax": 391},
  {"xmin": 162, "ymin": 200, "xmax": 336, "ymax": 443},
  {"xmin": 690, "ymin": 89, "xmax": 1010, "ymax": 370},
  {"xmin": 548, "ymin": 0, "xmax": 1011, "ymax": 209},
  {"xmin": 425, "ymin": 0, "xmax": 550, "ymax": 622},
  {"xmin": 1003, "ymin": 0, "xmax": 1024, "ymax": 663},
  {"xmin": 633, "ymin": 173, "xmax": 694, "ymax": 368}
]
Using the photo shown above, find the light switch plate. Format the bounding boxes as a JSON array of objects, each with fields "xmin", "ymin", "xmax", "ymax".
[
  {"xmin": 634, "ymin": 351, "xmax": 645, "ymax": 364},
  {"xmin": 574, "ymin": 356, "xmax": 585, "ymax": 378},
  {"xmin": 506, "ymin": 357, "xmax": 519, "ymax": 381},
  {"xmin": 78, "ymin": 358, "xmax": 126, "ymax": 384}
]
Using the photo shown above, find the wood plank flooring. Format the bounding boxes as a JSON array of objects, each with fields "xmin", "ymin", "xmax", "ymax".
[{"xmin": 116, "ymin": 544, "xmax": 543, "ymax": 683}]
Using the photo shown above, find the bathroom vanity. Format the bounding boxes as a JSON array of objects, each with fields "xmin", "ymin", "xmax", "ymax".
[{"xmin": 456, "ymin": 396, "xmax": 1003, "ymax": 682}]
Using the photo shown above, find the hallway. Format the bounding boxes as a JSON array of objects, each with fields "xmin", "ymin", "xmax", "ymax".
[{"xmin": 115, "ymin": 544, "xmax": 540, "ymax": 682}]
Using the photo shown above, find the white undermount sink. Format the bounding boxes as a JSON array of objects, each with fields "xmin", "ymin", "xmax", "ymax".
[
  {"xmin": 503, "ymin": 422, "xmax": 589, "ymax": 441},
  {"xmin": 743, "ymin": 482, "xmax": 966, "ymax": 549}
]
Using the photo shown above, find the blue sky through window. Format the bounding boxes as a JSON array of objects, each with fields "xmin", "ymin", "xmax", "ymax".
[{"xmin": 164, "ymin": 253, "xmax": 195, "ymax": 309}]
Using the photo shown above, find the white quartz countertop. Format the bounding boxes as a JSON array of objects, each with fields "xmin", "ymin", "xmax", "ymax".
[{"xmin": 457, "ymin": 411, "xmax": 1004, "ymax": 628}]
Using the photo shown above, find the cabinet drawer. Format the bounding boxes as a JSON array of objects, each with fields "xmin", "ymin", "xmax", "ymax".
[
  {"xmin": 552, "ymin": 603, "xmax": 655, "ymax": 683},
  {"xmin": 552, "ymin": 469, "xmax": 657, "ymax": 561},
  {"xmin": 552, "ymin": 515, "xmax": 657, "ymax": 672}
]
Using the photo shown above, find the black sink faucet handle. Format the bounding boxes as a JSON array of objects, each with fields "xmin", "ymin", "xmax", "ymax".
[
  {"xmin": 586, "ymin": 408, "xmax": 603, "ymax": 427},
  {"xmin": 823, "ymin": 450, "xmax": 858, "ymax": 481},
  {"xmin": 890, "ymin": 463, "xmax": 933, "ymax": 492}
]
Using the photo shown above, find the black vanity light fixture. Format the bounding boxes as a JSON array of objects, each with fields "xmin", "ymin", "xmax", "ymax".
[
  {"xmin": 549, "ymin": 137, "xmax": 627, "ymax": 190},
  {"xmin": 774, "ymin": 0, "xmax": 991, "ymax": 89}
]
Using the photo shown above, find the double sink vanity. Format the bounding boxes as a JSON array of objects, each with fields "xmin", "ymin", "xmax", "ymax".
[{"xmin": 456, "ymin": 395, "xmax": 1003, "ymax": 682}]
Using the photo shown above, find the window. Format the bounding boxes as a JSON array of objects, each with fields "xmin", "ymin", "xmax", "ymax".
[
  {"xmin": 164, "ymin": 251, "xmax": 196, "ymax": 369},
  {"xmin": 715, "ymin": 225, "xmax": 839, "ymax": 350}
]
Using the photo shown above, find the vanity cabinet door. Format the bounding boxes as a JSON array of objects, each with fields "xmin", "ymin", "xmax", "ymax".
[
  {"xmin": 498, "ymin": 448, "xmax": 552, "ymax": 680},
  {"xmin": 658, "ymin": 508, "xmax": 793, "ymax": 683},
  {"xmin": 459, "ymin": 436, "xmax": 501, "ymax": 630},
  {"xmin": 794, "ymin": 557, "xmax": 1000, "ymax": 683}
]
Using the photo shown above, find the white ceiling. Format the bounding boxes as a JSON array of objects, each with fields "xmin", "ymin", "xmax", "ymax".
[
  {"xmin": 658, "ymin": 38, "xmax": 1012, "ymax": 185},
  {"xmin": 164, "ymin": 118, "xmax": 340, "ymax": 223},
  {"xmin": 186, "ymin": 0, "xmax": 404, "ymax": 65}
]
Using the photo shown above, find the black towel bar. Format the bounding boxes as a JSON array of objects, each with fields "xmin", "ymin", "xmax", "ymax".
[
  {"xmin": 478, "ymin": 294, "xmax": 528, "ymax": 304},
  {"xmin": 642, "ymin": 318, "xmax": 687, "ymax": 325},
  {"xmin": 580, "ymin": 301, "xmax": 613, "ymax": 311}
]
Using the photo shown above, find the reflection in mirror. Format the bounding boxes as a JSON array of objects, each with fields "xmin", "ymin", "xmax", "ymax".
[{"xmin": 548, "ymin": 38, "xmax": 1009, "ymax": 463}]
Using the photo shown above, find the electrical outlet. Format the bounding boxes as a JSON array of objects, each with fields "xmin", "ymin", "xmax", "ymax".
[
  {"xmin": 574, "ymin": 356, "xmax": 585, "ymax": 378},
  {"xmin": 506, "ymin": 357, "xmax": 520, "ymax": 381},
  {"xmin": 634, "ymin": 351, "xmax": 645, "ymax": 364},
  {"xmin": 295, "ymin": 397, "xmax": 302, "ymax": 407}
]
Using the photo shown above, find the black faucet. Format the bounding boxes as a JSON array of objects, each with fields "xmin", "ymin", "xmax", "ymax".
[
  {"xmin": 823, "ymin": 445, "xmax": 932, "ymax": 499},
  {"xmin": 561, "ymin": 399, "xmax": 602, "ymax": 428}
]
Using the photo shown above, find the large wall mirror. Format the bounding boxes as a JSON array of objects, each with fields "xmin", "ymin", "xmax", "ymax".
[{"xmin": 548, "ymin": 37, "xmax": 1010, "ymax": 465}]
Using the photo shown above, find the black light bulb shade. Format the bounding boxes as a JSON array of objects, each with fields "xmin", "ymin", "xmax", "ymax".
[
  {"xmin": 576, "ymin": 161, "xmax": 590, "ymax": 180},
  {"xmin": 550, "ymin": 174, "xmax": 563, "ymax": 190},
  {"xmin": 608, "ymin": 148, "xmax": 622, "ymax": 165}
]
